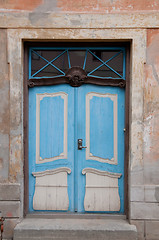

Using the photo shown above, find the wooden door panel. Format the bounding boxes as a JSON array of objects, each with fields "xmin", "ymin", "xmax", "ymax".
[
  {"xmin": 29, "ymin": 84, "xmax": 74, "ymax": 212},
  {"xmin": 77, "ymin": 85, "xmax": 125, "ymax": 213}
]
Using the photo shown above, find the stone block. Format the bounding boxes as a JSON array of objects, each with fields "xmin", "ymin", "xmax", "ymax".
[
  {"xmin": 145, "ymin": 185, "xmax": 159, "ymax": 203},
  {"xmin": 144, "ymin": 163, "xmax": 159, "ymax": 185},
  {"xmin": 130, "ymin": 170, "xmax": 144, "ymax": 185},
  {"xmin": 130, "ymin": 186, "xmax": 144, "ymax": 202},
  {"xmin": 0, "ymin": 201, "xmax": 20, "ymax": 218},
  {"xmin": 145, "ymin": 221, "xmax": 159, "ymax": 240},
  {"xmin": 131, "ymin": 202, "xmax": 159, "ymax": 220},
  {"xmin": 0, "ymin": 183, "xmax": 20, "ymax": 201},
  {"xmin": 14, "ymin": 218, "xmax": 137, "ymax": 240},
  {"xmin": 130, "ymin": 220, "xmax": 145, "ymax": 240},
  {"xmin": 3, "ymin": 218, "xmax": 19, "ymax": 240}
]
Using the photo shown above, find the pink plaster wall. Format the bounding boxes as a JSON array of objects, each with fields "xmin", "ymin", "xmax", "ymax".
[{"xmin": 0, "ymin": 0, "xmax": 159, "ymax": 12}]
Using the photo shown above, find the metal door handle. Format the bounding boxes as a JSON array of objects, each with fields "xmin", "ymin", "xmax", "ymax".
[{"xmin": 78, "ymin": 139, "xmax": 87, "ymax": 150}]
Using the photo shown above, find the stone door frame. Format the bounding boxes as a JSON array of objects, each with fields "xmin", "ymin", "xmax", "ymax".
[{"xmin": 7, "ymin": 28, "xmax": 146, "ymax": 219}]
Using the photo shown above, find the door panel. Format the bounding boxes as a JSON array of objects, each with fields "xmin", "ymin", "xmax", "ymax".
[
  {"xmin": 87, "ymin": 92, "xmax": 116, "ymax": 162},
  {"xmin": 76, "ymin": 85, "xmax": 125, "ymax": 213},
  {"xmin": 29, "ymin": 84, "xmax": 75, "ymax": 212},
  {"xmin": 29, "ymin": 84, "xmax": 125, "ymax": 213},
  {"xmin": 37, "ymin": 92, "xmax": 68, "ymax": 163}
]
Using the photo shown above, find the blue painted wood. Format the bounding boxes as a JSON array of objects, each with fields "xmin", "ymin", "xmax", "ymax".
[
  {"xmin": 76, "ymin": 85, "xmax": 125, "ymax": 213},
  {"xmin": 90, "ymin": 95, "xmax": 114, "ymax": 160},
  {"xmin": 29, "ymin": 84, "xmax": 75, "ymax": 212},
  {"xmin": 29, "ymin": 84, "xmax": 125, "ymax": 213},
  {"xmin": 40, "ymin": 95, "xmax": 64, "ymax": 159}
]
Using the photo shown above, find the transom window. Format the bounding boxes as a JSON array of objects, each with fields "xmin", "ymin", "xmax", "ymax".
[
  {"xmin": 29, "ymin": 47, "xmax": 125, "ymax": 80},
  {"xmin": 28, "ymin": 47, "xmax": 126, "ymax": 88}
]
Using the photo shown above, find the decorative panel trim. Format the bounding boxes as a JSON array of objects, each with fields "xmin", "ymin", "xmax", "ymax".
[
  {"xmin": 32, "ymin": 167, "xmax": 71, "ymax": 210},
  {"xmin": 36, "ymin": 92, "xmax": 68, "ymax": 164},
  {"xmin": 32, "ymin": 167, "xmax": 71, "ymax": 177},
  {"xmin": 86, "ymin": 92, "xmax": 118, "ymax": 164},
  {"xmin": 82, "ymin": 168, "xmax": 121, "ymax": 178},
  {"xmin": 82, "ymin": 168, "xmax": 121, "ymax": 212},
  {"xmin": 28, "ymin": 77, "xmax": 126, "ymax": 88}
]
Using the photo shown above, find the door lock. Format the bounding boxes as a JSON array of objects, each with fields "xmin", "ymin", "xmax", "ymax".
[{"xmin": 78, "ymin": 139, "xmax": 87, "ymax": 150}]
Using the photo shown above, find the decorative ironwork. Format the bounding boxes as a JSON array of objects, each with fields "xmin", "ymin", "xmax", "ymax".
[{"xmin": 29, "ymin": 47, "xmax": 126, "ymax": 88}]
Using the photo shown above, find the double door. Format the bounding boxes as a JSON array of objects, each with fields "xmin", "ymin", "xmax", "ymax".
[{"xmin": 29, "ymin": 83, "xmax": 125, "ymax": 213}]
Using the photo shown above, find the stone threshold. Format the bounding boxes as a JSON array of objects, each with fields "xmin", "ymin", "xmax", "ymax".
[{"xmin": 14, "ymin": 217, "xmax": 137, "ymax": 240}]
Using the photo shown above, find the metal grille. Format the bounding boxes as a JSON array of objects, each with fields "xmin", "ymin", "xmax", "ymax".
[{"xmin": 30, "ymin": 47, "xmax": 125, "ymax": 80}]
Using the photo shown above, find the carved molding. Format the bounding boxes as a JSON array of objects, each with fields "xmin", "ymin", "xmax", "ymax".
[
  {"xmin": 82, "ymin": 168, "xmax": 121, "ymax": 178},
  {"xmin": 28, "ymin": 77, "xmax": 126, "ymax": 88},
  {"xmin": 65, "ymin": 67, "xmax": 87, "ymax": 87},
  {"xmin": 32, "ymin": 167, "xmax": 71, "ymax": 177},
  {"xmin": 28, "ymin": 67, "xmax": 126, "ymax": 88}
]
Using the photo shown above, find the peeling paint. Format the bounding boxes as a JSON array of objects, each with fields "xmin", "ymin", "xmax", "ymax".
[
  {"xmin": 29, "ymin": 12, "xmax": 49, "ymax": 24},
  {"xmin": 147, "ymin": 30, "xmax": 159, "ymax": 85},
  {"xmin": 143, "ymin": 29, "xmax": 159, "ymax": 185},
  {"xmin": 9, "ymin": 135, "xmax": 22, "ymax": 183},
  {"xmin": 34, "ymin": 0, "xmax": 60, "ymax": 12}
]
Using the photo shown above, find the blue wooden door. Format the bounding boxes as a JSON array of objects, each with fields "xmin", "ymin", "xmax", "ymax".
[
  {"xmin": 28, "ymin": 47, "xmax": 126, "ymax": 213},
  {"xmin": 29, "ymin": 84, "xmax": 125, "ymax": 213},
  {"xmin": 75, "ymin": 85, "xmax": 125, "ymax": 213},
  {"xmin": 29, "ymin": 84, "xmax": 75, "ymax": 212}
]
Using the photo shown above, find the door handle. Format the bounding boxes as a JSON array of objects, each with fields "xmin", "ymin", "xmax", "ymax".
[{"xmin": 78, "ymin": 139, "xmax": 87, "ymax": 150}]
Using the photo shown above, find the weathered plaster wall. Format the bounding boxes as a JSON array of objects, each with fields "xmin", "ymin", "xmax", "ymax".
[
  {"xmin": 0, "ymin": 0, "xmax": 158, "ymax": 239},
  {"xmin": 0, "ymin": 29, "xmax": 21, "ymax": 239},
  {"xmin": 144, "ymin": 29, "xmax": 159, "ymax": 184},
  {"xmin": 143, "ymin": 30, "xmax": 159, "ymax": 240},
  {"xmin": 130, "ymin": 29, "xmax": 159, "ymax": 240}
]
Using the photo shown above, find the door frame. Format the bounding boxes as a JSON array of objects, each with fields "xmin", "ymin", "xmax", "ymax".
[{"xmin": 23, "ymin": 41, "xmax": 130, "ymax": 217}]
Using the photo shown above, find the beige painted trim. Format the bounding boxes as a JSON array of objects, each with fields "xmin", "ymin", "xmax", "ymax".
[
  {"xmin": 1, "ymin": 12, "xmax": 159, "ymax": 29},
  {"xmin": 82, "ymin": 168, "xmax": 121, "ymax": 178},
  {"xmin": 7, "ymin": 28, "xmax": 146, "ymax": 219},
  {"xmin": 32, "ymin": 167, "xmax": 71, "ymax": 177}
]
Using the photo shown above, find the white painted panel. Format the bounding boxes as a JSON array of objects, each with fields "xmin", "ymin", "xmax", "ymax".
[
  {"xmin": 32, "ymin": 167, "xmax": 71, "ymax": 210},
  {"xmin": 109, "ymin": 188, "xmax": 121, "ymax": 211},
  {"xmin": 86, "ymin": 92, "xmax": 118, "ymax": 164},
  {"xmin": 36, "ymin": 92, "xmax": 68, "ymax": 164},
  {"xmin": 82, "ymin": 168, "xmax": 121, "ymax": 212}
]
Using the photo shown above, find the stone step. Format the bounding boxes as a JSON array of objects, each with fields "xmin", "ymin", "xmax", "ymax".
[{"xmin": 14, "ymin": 218, "xmax": 137, "ymax": 240}]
